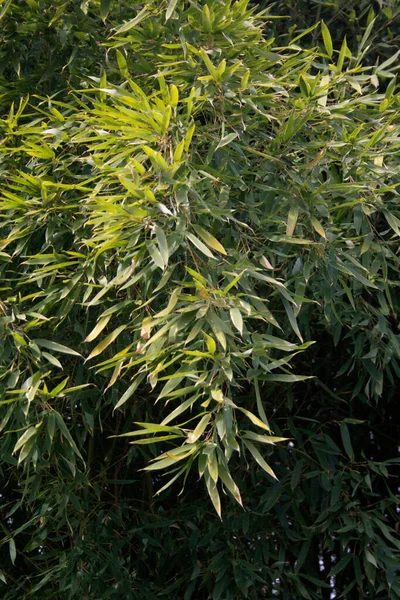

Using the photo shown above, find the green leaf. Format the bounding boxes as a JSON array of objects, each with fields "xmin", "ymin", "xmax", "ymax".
[
  {"xmin": 155, "ymin": 464, "xmax": 188, "ymax": 495},
  {"xmin": 283, "ymin": 298, "xmax": 303, "ymax": 342},
  {"xmin": 216, "ymin": 132, "xmax": 238, "ymax": 150},
  {"xmin": 187, "ymin": 414, "xmax": 211, "ymax": 443},
  {"xmin": 337, "ymin": 36, "xmax": 349, "ymax": 71},
  {"xmin": 286, "ymin": 206, "xmax": 299, "ymax": 237},
  {"xmin": 86, "ymin": 325, "xmax": 127, "ymax": 361},
  {"xmin": 310, "ymin": 216, "xmax": 326, "ymax": 239},
  {"xmin": 203, "ymin": 332, "xmax": 217, "ymax": 355},
  {"xmin": 111, "ymin": 7, "xmax": 149, "ymax": 35},
  {"xmin": 41, "ymin": 352, "xmax": 63, "ymax": 369},
  {"xmin": 0, "ymin": 0, "xmax": 12, "ymax": 21},
  {"xmin": 161, "ymin": 395, "xmax": 199, "ymax": 425},
  {"xmin": 84, "ymin": 314, "xmax": 112, "ymax": 343},
  {"xmin": 144, "ymin": 455, "xmax": 189, "ymax": 471},
  {"xmin": 340, "ymin": 422, "xmax": 354, "ymax": 461},
  {"xmin": 165, "ymin": 0, "xmax": 178, "ymax": 21},
  {"xmin": 34, "ymin": 339, "xmax": 81, "ymax": 357},
  {"xmin": 384, "ymin": 210, "xmax": 400, "ymax": 236},
  {"xmin": 205, "ymin": 472, "xmax": 221, "ymax": 518},
  {"xmin": 223, "ymin": 270, "xmax": 245, "ymax": 293},
  {"xmin": 229, "ymin": 307, "xmax": 243, "ymax": 335},
  {"xmin": 262, "ymin": 374, "xmax": 313, "ymax": 383},
  {"xmin": 100, "ymin": 0, "xmax": 110, "ymax": 21},
  {"xmin": 13, "ymin": 426, "xmax": 38, "ymax": 453},
  {"xmin": 192, "ymin": 225, "xmax": 227, "ymax": 255},
  {"xmin": 147, "ymin": 241, "xmax": 165, "ymax": 269},
  {"xmin": 186, "ymin": 232, "xmax": 216, "ymax": 259},
  {"xmin": 156, "ymin": 286, "xmax": 181, "ymax": 318},
  {"xmin": 218, "ymin": 463, "xmax": 242, "ymax": 506},
  {"xmin": 155, "ymin": 225, "xmax": 169, "ymax": 267},
  {"xmin": 54, "ymin": 412, "xmax": 83, "ymax": 460},
  {"xmin": 9, "ymin": 539, "xmax": 16, "ymax": 565},
  {"xmin": 114, "ymin": 373, "xmax": 146, "ymax": 411},
  {"xmin": 242, "ymin": 431, "xmax": 288, "ymax": 445},
  {"xmin": 321, "ymin": 20, "xmax": 333, "ymax": 57},
  {"xmin": 237, "ymin": 407, "xmax": 271, "ymax": 432},
  {"xmin": 207, "ymin": 449, "xmax": 218, "ymax": 482},
  {"xmin": 254, "ymin": 378, "xmax": 270, "ymax": 430},
  {"xmin": 243, "ymin": 439, "xmax": 277, "ymax": 479},
  {"xmin": 291, "ymin": 459, "xmax": 303, "ymax": 491}
]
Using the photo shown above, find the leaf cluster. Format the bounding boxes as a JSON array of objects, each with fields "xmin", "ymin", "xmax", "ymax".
[{"xmin": 0, "ymin": 1, "xmax": 400, "ymax": 598}]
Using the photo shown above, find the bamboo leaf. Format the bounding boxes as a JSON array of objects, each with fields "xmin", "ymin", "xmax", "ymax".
[
  {"xmin": 9, "ymin": 539, "xmax": 16, "ymax": 565},
  {"xmin": 340, "ymin": 422, "xmax": 354, "ymax": 461},
  {"xmin": 310, "ymin": 216, "xmax": 326, "ymax": 239},
  {"xmin": 205, "ymin": 472, "xmax": 221, "ymax": 518},
  {"xmin": 114, "ymin": 373, "xmax": 146, "ymax": 410},
  {"xmin": 84, "ymin": 314, "xmax": 112, "ymax": 343},
  {"xmin": 186, "ymin": 232, "xmax": 216, "ymax": 259},
  {"xmin": 34, "ymin": 339, "xmax": 81, "ymax": 357},
  {"xmin": 216, "ymin": 132, "xmax": 238, "ymax": 150},
  {"xmin": 321, "ymin": 20, "xmax": 333, "ymax": 57},
  {"xmin": 155, "ymin": 225, "xmax": 169, "ymax": 267},
  {"xmin": 165, "ymin": 0, "xmax": 178, "ymax": 21},
  {"xmin": 218, "ymin": 462, "xmax": 243, "ymax": 506},
  {"xmin": 229, "ymin": 307, "xmax": 243, "ymax": 335},
  {"xmin": 286, "ymin": 206, "xmax": 299, "ymax": 237},
  {"xmin": 237, "ymin": 407, "xmax": 272, "ymax": 432},
  {"xmin": 192, "ymin": 225, "xmax": 227, "ymax": 255},
  {"xmin": 254, "ymin": 377, "xmax": 270, "ymax": 430},
  {"xmin": 0, "ymin": 0, "xmax": 12, "ymax": 21},
  {"xmin": 111, "ymin": 7, "xmax": 149, "ymax": 35},
  {"xmin": 242, "ymin": 431, "xmax": 288, "ymax": 445},
  {"xmin": 86, "ymin": 325, "xmax": 127, "ymax": 361},
  {"xmin": 207, "ymin": 449, "xmax": 218, "ymax": 482},
  {"xmin": 100, "ymin": 0, "xmax": 110, "ymax": 21},
  {"xmin": 187, "ymin": 414, "xmax": 211, "ymax": 444},
  {"xmin": 242, "ymin": 439, "xmax": 277, "ymax": 479},
  {"xmin": 13, "ymin": 426, "xmax": 38, "ymax": 453}
]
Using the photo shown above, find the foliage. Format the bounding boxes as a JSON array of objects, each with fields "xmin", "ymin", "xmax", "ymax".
[
  {"xmin": 265, "ymin": 0, "xmax": 400, "ymax": 63},
  {"xmin": 0, "ymin": 1, "xmax": 400, "ymax": 598}
]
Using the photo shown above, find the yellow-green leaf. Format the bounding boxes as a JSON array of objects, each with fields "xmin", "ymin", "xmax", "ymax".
[
  {"xmin": 205, "ymin": 472, "xmax": 221, "ymax": 518},
  {"xmin": 192, "ymin": 225, "xmax": 227, "ymax": 255},
  {"xmin": 229, "ymin": 307, "xmax": 243, "ymax": 335},
  {"xmin": 203, "ymin": 332, "xmax": 217, "ymax": 355},
  {"xmin": 218, "ymin": 463, "xmax": 242, "ymax": 506},
  {"xmin": 187, "ymin": 414, "xmax": 211, "ymax": 444},
  {"xmin": 86, "ymin": 325, "xmax": 127, "ymax": 361},
  {"xmin": 207, "ymin": 449, "xmax": 218, "ymax": 482},
  {"xmin": 186, "ymin": 232, "xmax": 216, "ymax": 259},
  {"xmin": 321, "ymin": 20, "xmax": 333, "ymax": 57},
  {"xmin": 286, "ymin": 206, "xmax": 299, "ymax": 237},
  {"xmin": 34, "ymin": 339, "xmax": 82, "ymax": 357},
  {"xmin": 84, "ymin": 314, "xmax": 112, "ymax": 343},
  {"xmin": 237, "ymin": 407, "xmax": 272, "ymax": 432},
  {"xmin": 310, "ymin": 216, "xmax": 326, "ymax": 239},
  {"xmin": 166, "ymin": 0, "xmax": 178, "ymax": 21},
  {"xmin": 112, "ymin": 7, "xmax": 149, "ymax": 35},
  {"xmin": 243, "ymin": 439, "xmax": 277, "ymax": 479}
]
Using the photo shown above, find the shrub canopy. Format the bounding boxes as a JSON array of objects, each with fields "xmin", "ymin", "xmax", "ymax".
[{"xmin": 1, "ymin": 1, "xmax": 400, "ymax": 599}]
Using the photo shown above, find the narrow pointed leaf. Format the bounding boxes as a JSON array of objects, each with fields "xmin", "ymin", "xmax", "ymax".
[
  {"xmin": 192, "ymin": 225, "xmax": 227, "ymax": 255},
  {"xmin": 34, "ymin": 339, "xmax": 81, "ymax": 357},
  {"xmin": 243, "ymin": 439, "xmax": 277, "ymax": 479},
  {"xmin": 321, "ymin": 20, "xmax": 333, "ymax": 57},
  {"xmin": 86, "ymin": 325, "xmax": 127, "ymax": 361}
]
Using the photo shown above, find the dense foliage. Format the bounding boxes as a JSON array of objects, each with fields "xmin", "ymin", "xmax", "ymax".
[{"xmin": 1, "ymin": 1, "xmax": 400, "ymax": 598}]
